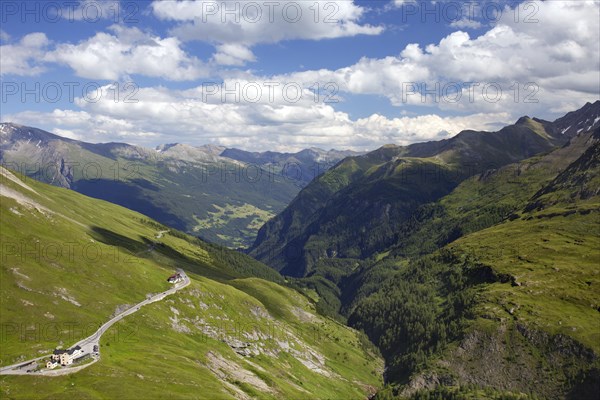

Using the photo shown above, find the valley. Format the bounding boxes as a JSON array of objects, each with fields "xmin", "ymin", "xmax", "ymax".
[
  {"xmin": 1, "ymin": 103, "xmax": 599, "ymax": 399},
  {"xmin": 2, "ymin": 1, "xmax": 599, "ymax": 397}
]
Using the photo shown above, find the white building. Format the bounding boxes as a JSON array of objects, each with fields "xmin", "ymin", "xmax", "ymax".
[
  {"xmin": 50, "ymin": 345, "xmax": 83, "ymax": 367},
  {"xmin": 167, "ymin": 273, "xmax": 183, "ymax": 283}
]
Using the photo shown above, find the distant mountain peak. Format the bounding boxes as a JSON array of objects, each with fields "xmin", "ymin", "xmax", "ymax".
[
  {"xmin": 553, "ymin": 99, "xmax": 600, "ymax": 137},
  {"xmin": 0, "ymin": 122, "xmax": 67, "ymax": 145}
]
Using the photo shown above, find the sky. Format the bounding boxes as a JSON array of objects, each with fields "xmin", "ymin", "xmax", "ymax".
[{"xmin": 1, "ymin": 0, "xmax": 599, "ymax": 151}]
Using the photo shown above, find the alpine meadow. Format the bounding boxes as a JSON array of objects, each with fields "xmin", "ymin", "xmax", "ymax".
[{"xmin": 0, "ymin": 1, "xmax": 599, "ymax": 399}]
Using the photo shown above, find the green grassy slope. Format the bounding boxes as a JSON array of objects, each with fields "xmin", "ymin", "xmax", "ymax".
[{"xmin": 0, "ymin": 167, "xmax": 383, "ymax": 399}]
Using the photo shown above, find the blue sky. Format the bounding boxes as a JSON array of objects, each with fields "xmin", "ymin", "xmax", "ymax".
[{"xmin": 1, "ymin": 0, "xmax": 599, "ymax": 151}]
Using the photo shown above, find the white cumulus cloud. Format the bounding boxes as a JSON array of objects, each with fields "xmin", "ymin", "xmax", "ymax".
[
  {"xmin": 212, "ymin": 43, "xmax": 256, "ymax": 66},
  {"xmin": 273, "ymin": 1, "xmax": 599, "ymax": 118},
  {"xmin": 0, "ymin": 32, "xmax": 49, "ymax": 76},
  {"xmin": 152, "ymin": 0, "xmax": 383, "ymax": 65},
  {"xmin": 45, "ymin": 25, "xmax": 209, "ymax": 81},
  {"xmin": 5, "ymin": 83, "xmax": 512, "ymax": 151}
]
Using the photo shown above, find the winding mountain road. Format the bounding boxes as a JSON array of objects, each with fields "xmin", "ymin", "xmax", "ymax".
[{"xmin": 0, "ymin": 269, "xmax": 190, "ymax": 376}]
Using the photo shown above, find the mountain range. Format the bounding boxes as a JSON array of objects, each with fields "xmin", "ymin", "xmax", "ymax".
[
  {"xmin": 1, "ymin": 101, "xmax": 599, "ymax": 398},
  {"xmin": 0, "ymin": 124, "xmax": 357, "ymax": 248},
  {"xmin": 249, "ymin": 101, "xmax": 600, "ymax": 277},
  {"xmin": 248, "ymin": 100, "xmax": 600, "ymax": 398}
]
